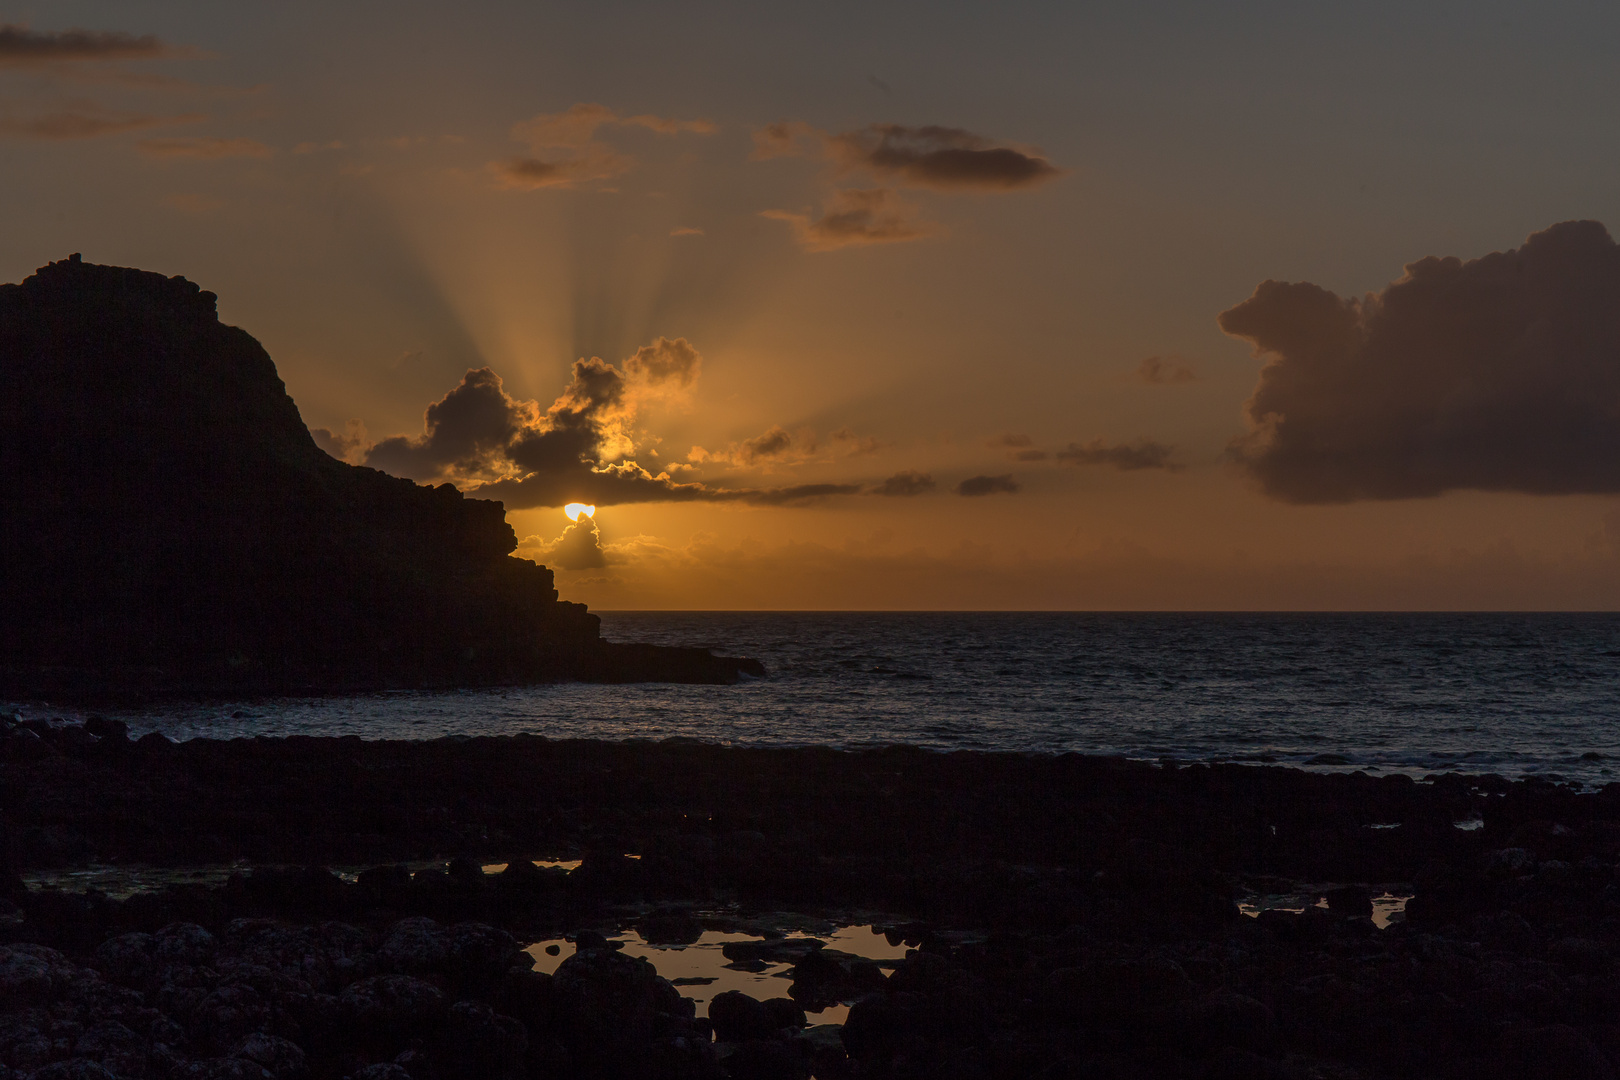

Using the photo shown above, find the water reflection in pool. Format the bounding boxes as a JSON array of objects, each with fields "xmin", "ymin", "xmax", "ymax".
[{"xmin": 525, "ymin": 924, "xmax": 909, "ymax": 1026}]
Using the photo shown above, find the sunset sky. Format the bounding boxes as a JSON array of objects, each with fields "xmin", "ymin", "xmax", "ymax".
[{"xmin": 7, "ymin": 1, "xmax": 1620, "ymax": 609}]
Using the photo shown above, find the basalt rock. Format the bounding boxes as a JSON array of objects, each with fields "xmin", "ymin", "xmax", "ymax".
[{"xmin": 0, "ymin": 255, "xmax": 762, "ymax": 695}]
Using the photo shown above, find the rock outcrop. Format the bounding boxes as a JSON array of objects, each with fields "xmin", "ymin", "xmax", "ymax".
[{"xmin": 0, "ymin": 255, "xmax": 761, "ymax": 695}]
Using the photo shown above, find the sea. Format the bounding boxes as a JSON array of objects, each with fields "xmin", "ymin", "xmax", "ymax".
[{"xmin": 13, "ymin": 612, "xmax": 1620, "ymax": 786}]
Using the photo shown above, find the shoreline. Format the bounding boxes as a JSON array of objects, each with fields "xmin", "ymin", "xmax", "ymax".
[{"xmin": 7, "ymin": 724, "xmax": 1620, "ymax": 1078}]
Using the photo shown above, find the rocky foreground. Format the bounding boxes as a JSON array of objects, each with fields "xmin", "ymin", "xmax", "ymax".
[{"xmin": 5, "ymin": 721, "xmax": 1620, "ymax": 1079}]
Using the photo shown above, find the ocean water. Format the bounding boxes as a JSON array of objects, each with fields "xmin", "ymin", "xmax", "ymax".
[{"xmin": 16, "ymin": 612, "xmax": 1620, "ymax": 784}]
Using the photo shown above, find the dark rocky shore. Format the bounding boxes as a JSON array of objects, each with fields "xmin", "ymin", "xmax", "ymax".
[
  {"xmin": 5, "ymin": 724, "xmax": 1620, "ymax": 1079},
  {"xmin": 0, "ymin": 256, "xmax": 760, "ymax": 696}
]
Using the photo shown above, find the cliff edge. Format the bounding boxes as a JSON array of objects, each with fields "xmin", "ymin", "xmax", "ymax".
[{"xmin": 0, "ymin": 255, "xmax": 762, "ymax": 696}]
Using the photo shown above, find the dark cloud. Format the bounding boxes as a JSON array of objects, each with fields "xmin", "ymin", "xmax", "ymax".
[
  {"xmin": 761, "ymin": 188, "xmax": 936, "ymax": 252},
  {"xmin": 737, "ymin": 425, "xmax": 793, "ymax": 461},
  {"xmin": 871, "ymin": 470, "xmax": 936, "ymax": 496},
  {"xmin": 691, "ymin": 424, "xmax": 814, "ymax": 466},
  {"xmin": 365, "ymin": 367, "xmax": 527, "ymax": 480},
  {"xmin": 1219, "ymin": 219, "xmax": 1620, "ymax": 503},
  {"xmin": 744, "ymin": 483, "xmax": 863, "ymax": 505},
  {"xmin": 832, "ymin": 124, "xmax": 1060, "ymax": 191},
  {"xmin": 1135, "ymin": 355, "xmax": 1198, "ymax": 384},
  {"xmin": 1055, "ymin": 439, "xmax": 1178, "ymax": 471},
  {"xmin": 0, "ymin": 25, "xmax": 173, "ymax": 65},
  {"xmin": 353, "ymin": 339, "xmax": 864, "ymax": 509},
  {"xmin": 956, "ymin": 474, "xmax": 1020, "ymax": 496},
  {"xmin": 754, "ymin": 120, "xmax": 1060, "ymax": 192},
  {"xmin": 1010, "ymin": 449, "xmax": 1049, "ymax": 462},
  {"xmin": 544, "ymin": 516, "xmax": 609, "ymax": 570},
  {"xmin": 311, "ymin": 420, "xmax": 368, "ymax": 463}
]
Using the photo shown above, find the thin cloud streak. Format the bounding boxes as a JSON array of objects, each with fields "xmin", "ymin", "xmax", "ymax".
[
  {"xmin": 1056, "ymin": 439, "xmax": 1179, "ymax": 471},
  {"xmin": 0, "ymin": 102, "xmax": 200, "ymax": 140},
  {"xmin": 762, "ymin": 188, "xmax": 937, "ymax": 251},
  {"xmin": 0, "ymin": 25, "xmax": 178, "ymax": 65}
]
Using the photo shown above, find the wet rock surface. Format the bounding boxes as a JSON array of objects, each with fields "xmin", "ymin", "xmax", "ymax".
[{"xmin": 7, "ymin": 736, "xmax": 1620, "ymax": 1075}]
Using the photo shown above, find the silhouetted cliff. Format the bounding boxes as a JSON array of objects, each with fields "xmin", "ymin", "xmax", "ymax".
[{"xmin": 0, "ymin": 255, "xmax": 760, "ymax": 696}]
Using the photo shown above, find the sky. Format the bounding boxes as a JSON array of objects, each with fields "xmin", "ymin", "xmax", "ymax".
[{"xmin": 5, "ymin": 1, "xmax": 1620, "ymax": 609}]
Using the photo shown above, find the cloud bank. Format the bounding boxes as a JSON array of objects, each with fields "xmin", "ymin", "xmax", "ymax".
[{"xmin": 1221, "ymin": 219, "xmax": 1620, "ymax": 503}]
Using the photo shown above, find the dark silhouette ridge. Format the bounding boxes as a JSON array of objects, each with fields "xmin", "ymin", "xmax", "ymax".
[{"xmin": 0, "ymin": 254, "xmax": 762, "ymax": 696}]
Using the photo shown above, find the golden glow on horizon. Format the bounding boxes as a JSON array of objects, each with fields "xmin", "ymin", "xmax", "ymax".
[{"xmin": 564, "ymin": 502, "xmax": 597, "ymax": 521}]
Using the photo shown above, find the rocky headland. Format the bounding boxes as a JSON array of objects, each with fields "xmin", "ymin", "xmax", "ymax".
[
  {"xmin": 5, "ymin": 725, "xmax": 1620, "ymax": 1079},
  {"xmin": 0, "ymin": 256, "xmax": 760, "ymax": 696}
]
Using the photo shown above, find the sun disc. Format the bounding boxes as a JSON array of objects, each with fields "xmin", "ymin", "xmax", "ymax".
[{"xmin": 564, "ymin": 502, "xmax": 596, "ymax": 521}]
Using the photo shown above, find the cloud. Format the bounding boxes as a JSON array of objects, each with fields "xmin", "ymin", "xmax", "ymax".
[
  {"xmin": 744, "ymin": 483, "xmax": 863, "ymax": 505},
  {"xmin": 830, "ymin": 427, "xmax": 885, "ymax": 454},
  {"xmin": 492, "ymin": 102, "xmax": 714, "ymax": 191},
  {"xmin": 689, "ymin": 425, "xmax": 817, "ymax": 468},
  {"xmin": 0, "ymin": 25, "xmax": 175, "ymax": 65},
  {"xmin": 762, "ymin": 188, "xmax": 937, "ymax": 251},
  {"xmin": 753, "ymin": 120, "xmax": 1060, "ymax": 191},
  {"xmin": 0, "ymin": 101, "xmax": 199, "ymax": 139},
  {"xmin": 1220, "ymin": 219, "xmax": 1620, "ymax": 503},
  {"xmin": 690, "ymin": 422, "xmax": 884, "ymax": 467},
  {"xmin": 751, "ymin": 120, "xmax": 819, "ymax": 160},
  {"xmin": 511, "ymin": 102, "xmax": 715, "ymax": 147},
  {"xmin": 670, "ymin": 226, "xmax": 704, "ymax": 237},
  {"xmin": 956, "ymin": 474, "xmax": 1020, "ymax": 496},
  {"xmin": 311, "ymin": 419, "xmax": 369, "ymax": 463},
  {"xmin": 490, "ymin": 145, "xmax": 635, "ymax": 190},
  {"xmin": 138, "ymin": 136, "xmax": 272, "ymax": 159},
  {"xmin": 986, "ymin": 433, "xmax": 1049, "ymax": 461},
  {"xmin": 520, "ymin": 516, "xmax": 609, "ymax": 571},
  {"xmin": 1135, "ymin": 355, "xmax": 1198, "ymax": 384},
  {"xmin": 347, "ymin": 337, "xmax": 861, "ymax": 509},
  {"xmin": 726, "ymin": 425, "xmax": 792, "ymax": 463},
  {"xmin": 831, "ymin": 124, "xmax": 1061, "ymax": 191},
  {"xmin": 871, "ymin": 470, "xmax": 936, "ymax": 496},
  {"xmin": 1055, "ymin": 439, "xmax": 1179, "ymax": 471}
]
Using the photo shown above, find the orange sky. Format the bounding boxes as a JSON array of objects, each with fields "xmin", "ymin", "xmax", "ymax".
[{"xmin": 7, "ymin": 3, "xmax": 1620, "ymax": 608}]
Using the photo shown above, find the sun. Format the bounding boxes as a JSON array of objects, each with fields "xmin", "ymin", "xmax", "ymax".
[{"xmin": 564, "ymin": 502, "xmax": 596, "ymax": 521}]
